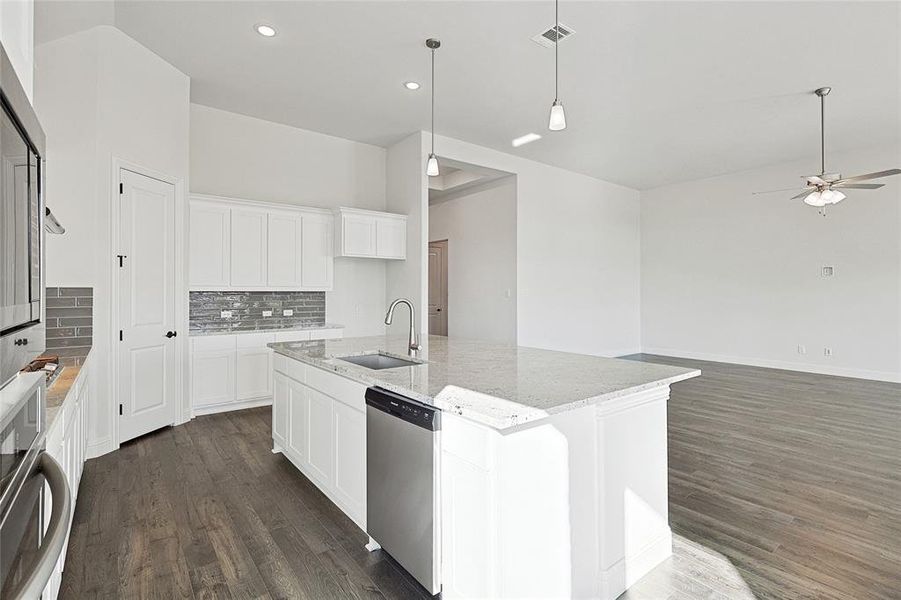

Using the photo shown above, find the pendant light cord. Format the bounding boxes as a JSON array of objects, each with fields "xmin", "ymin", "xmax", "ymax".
[
  {"xmin": 554, "ymin": 0, "xmax": 559, "ymax": 101},
  {"xmin": 431, "ymin": 46, "xmax": 436, "ymax": 155}
]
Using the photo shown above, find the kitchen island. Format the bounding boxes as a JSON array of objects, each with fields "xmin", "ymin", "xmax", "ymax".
[{"xmin": 269, "ymin": 335, "xmax": 699, "ymax": 599}]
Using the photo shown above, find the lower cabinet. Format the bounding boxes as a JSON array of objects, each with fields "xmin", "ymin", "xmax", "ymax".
[
  {"xmin": 43, "ymin": 362, "xmax": 91, "ymax": 600},
  {"xmin": 191, "ymin": 328, "xmax": 343, "ymax": 415},
  {"xmin": 272, "ymin": 358, "xmax": 366, "ymax": 529}
]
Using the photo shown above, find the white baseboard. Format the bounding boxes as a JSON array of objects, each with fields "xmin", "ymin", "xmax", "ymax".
[
  {"xmin": 86, "ymin": 437, "xmax": 114, "ymax": 460},
  {"xmin": 640, "ymin": 347, "xmax": 900, "ymax": 383},
  {"xmin": 192, "ymin": 396, "xmax": 272, "ymax": 417},
  {"xmin": 599, "ymin": 528, "xmax": 673, "ymax": 600}
]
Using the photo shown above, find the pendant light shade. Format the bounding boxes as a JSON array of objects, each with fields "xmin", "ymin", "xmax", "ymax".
[
  {"xmin": 548, "ymin": 0, "xmax": 567, "ymax": 131},
  {"xmin": 549, "ymin": 100, "xmax": 566, "ymax": 131},
  {"xmin": 426, "ymin": 38, "xmax": 441, "ymax": 176},
  {"xmin": 426, "ymin": 154, "xmax": 440, "ymax": 177}
]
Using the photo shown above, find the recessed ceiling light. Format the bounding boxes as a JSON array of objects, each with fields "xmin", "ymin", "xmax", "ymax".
[
  {"xmin": 512, "ymin": 133, "xmax": 542, "ymax": 147},
  {"xmin": 255, "ymin": 24, "xmax": 277, "ymax": 37},
  {"xmin": 404, "ymin": 81, "xmax": 421, "ymax": 90}
]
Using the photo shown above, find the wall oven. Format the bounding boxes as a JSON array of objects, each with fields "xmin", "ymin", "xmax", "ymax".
[
  {"xmin": 0, "ymin": 373, "xmax": 70, "ymax": 599},
  {"xmin": 0, "ymin": 40, "xmax": 46, "ymax": 386}
]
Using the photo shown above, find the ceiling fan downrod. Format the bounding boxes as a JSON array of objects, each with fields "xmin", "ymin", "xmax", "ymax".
[{"xmin": 815, "ymin": 87, "xmax": 831, "ymax": 176}]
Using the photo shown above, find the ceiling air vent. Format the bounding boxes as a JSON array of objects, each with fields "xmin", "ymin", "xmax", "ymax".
[{"xmin": 531, "ymin": 23, "xmax": 575, "ymax": 48}]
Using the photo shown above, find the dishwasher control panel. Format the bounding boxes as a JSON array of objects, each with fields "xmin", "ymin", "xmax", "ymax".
[{"xmin": 365, "ymin": 387, "xmax": 441, "ymax": 431}]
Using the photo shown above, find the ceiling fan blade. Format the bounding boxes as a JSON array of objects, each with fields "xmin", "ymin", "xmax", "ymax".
[
  {"xmin": 791, "ymin": 188, "xmax": 815, "ymax": 200},
  {"xmin": 832, "ymin": 183, "xmax": 884, "ymax": 190},
  {"xmin": 833, "ymin": 168, "xmax": 901, "ymax": 184},
  {"xmin": 805, "ymin": 175, "xmax": 827, "ymax": 186},
  {"xmin": 752, "ymin": 186, "xmax": 809, "ymax": 195}
]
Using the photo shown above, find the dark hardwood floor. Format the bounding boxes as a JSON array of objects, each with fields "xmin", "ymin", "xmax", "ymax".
[
  {"xmin": 623, "ymin": 355, "xmax": 901, "ymax": 600},
  {"xmin": 59, "ymin": 407, "xmax": 433, "ymax": 600},
  {"xmin": 60, "ymin": 356, "xmax": 900, "ymax": 599}
]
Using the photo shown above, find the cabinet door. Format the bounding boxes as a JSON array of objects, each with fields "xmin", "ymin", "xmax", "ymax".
[
  {"xmin": 300, "ymin": 213, "xmax": 334, "ymax": 290},
  {"xmin": 341, "ymin": 214, "xmax": 377, "ymax": 257},
  {"xmin": 236, "ymin": 348, "xmax": 273, "ymax": 400},
  {"xmin": 376, "ymin": 217, "xmax": 406, "ymax": 259},
  {"xmin": 192, "ymin": 351, "xmax": 236, "ymax": 407},
  {"xmin": 332, "ymin": 401, "xmax": 366, "ymax": 525},
  {"xmin": 306, "ymin": 387, "xmax": 334, "ymax": 486},
  {"xmin": 230, "ymin": 209, "xmax": 268, "ymax": 286},
  {"xmin": 267, "ymin": 213, "xmax": 301, "ymax": 287},
  {"xmin": 190, "ymin": 203, "xmax": 230, "ymax": 286},
  {"xmin": 287, "ymin": 379, "xmax": 309, "ymax": 461},
  {"xmin": 272, "ymin": 372, "xmax": 289, "ymax": 446}
]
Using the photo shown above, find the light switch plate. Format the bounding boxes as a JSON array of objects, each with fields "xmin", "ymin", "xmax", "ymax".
[
  {"xmin": 220, "ymin": 310, "xmax": 233, "ymax": 318},
  {"xmin": 821, "ymin": 266, "xmax": 834, "ymax": 277},
  {"xmin": 262, "ymin": 310, "xmax": 273, "ymax": 317},
  {"xmin": 824, "ymin": 347, "xmax": 833, "ymax": 357},
  {"xmin": 283, "ymin": 309, "xmax": 294, "ymax": 317}
]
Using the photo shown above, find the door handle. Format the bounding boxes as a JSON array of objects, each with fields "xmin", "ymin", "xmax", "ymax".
[{"xmin": 165, "ymin": 331, "xmax": 177, "ymax": 338}]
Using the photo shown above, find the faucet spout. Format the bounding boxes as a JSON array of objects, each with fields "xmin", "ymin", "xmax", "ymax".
[{"xmin": 385, "ymin": 298, "xmax": 420, "ymax": 358}]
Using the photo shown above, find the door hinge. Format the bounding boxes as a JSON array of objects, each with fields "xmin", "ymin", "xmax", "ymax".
[
  {"xmin": 119, "ymin": 404, "xmax": 123, "ymax": 416},
  {"xmin": 119, "ymin": 330, "xmax": 123, "ymax": 341},
  {"xmin": 117, "ymin": 254, "xmax": 126, "ymax": 267},
  {"xmin": 119, "ymin": 182, "xmax": 124, "ymax": 194}
]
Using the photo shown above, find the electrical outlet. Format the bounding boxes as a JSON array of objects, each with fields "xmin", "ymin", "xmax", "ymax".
[
  {"xmin": 283, "ymin": 309, "xmax": 294, "ymax": 317},
  {"xmin": 262, "ymin": 310, "xmax": 273, "ymax": 317},
  {"xmin": 822, "ymin": 266, "xmax": 834, "ymax": 277},
  {"xmin": 797, "ymin": 345, "xmax": 807, "ymax": 355},
  {"xmin": 220, "ymin": 310, "xmax": 233, "ymax": 318},
  {"xmin": 824, "ymin": 347, "xmax": 833, "ymax": 357}
]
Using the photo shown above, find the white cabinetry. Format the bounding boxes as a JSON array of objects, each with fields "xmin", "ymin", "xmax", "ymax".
[
  {"xmin": 272, "ymin": 355, "xmax": 367, "ymax": 529},
  {"xmin": 43, "ymin": 359, "xmax": 92, "ymax": 600},
  {"xmin": 191, "ymin": 328, "xmax": 343, "ymax": 415},
  {"xmin": 336, "ymin": 207, "xmax": 407, "ymax": 260},
  {"xmin": 189, "ymin": 195, "xmax": 334, "ymax": 291}
]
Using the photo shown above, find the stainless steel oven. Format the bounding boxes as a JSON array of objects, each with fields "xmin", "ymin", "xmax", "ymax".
[
  {"xmin": 0, "ymin": 40, "xmax": 46, "ymax": 386},
  {"xmin": 0, "ymin": 373, "xmax": 70, "ymax": 599}
]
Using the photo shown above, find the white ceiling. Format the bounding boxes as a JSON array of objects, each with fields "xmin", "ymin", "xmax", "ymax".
[{"xmin": 36, "ymin": 1, "xmax": 900, "ymax": 190}]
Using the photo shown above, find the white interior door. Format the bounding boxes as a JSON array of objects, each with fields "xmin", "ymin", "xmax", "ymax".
[{"xmin": 118, "ymin": 168, "xmax": 177, "ymax": 443}]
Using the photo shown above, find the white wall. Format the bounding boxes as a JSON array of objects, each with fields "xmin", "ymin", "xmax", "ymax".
[
  {"xmin": 0, "ymin": 0, "xmax": 34, "ymax": 101},
  {"xmin": 429, "ymin": 177, "xmax": 517, "ymax": 344},
  {"xmin": 385, "ymin": 131, "xmax": 430, "ymax": 340},
  {"xmin": 190, "ymin": 104, "xmax": 389, "ymax": 338},
  {"xmin": 35, "ymin": 26, "xmax": 191, "ymax": 454},
  {"xmin": 430, "ymin": 134, "xmax": 642, "ymax": 357},
  {"xmin": 641, "ymin": 145, "xmax": 901, "ymax": 382}
]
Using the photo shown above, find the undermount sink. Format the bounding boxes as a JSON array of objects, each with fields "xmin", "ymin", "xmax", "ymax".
[{"xmin": 337, "ymin": 352, "xmax": 422, "ymax": 370}]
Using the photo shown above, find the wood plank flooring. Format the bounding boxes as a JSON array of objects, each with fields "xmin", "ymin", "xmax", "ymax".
[
  {"xmin": 58, "ymin": 407, "xmax": 433, "ymax": 600},
  {"xmin": 59, "ymin": 356, "xmax": 900, "ymax": 599},
  {"xmin": 622, "ymin": 355, "xmax": 901, "ymax": 600}
]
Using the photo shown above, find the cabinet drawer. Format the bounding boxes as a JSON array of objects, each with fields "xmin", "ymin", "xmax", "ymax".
[
  {"xmin": 273, "ymin": 354, "xmax": 306, "ymax": 383},
  {"xmin": 442, "ymin": 413, "xmax": 494, "ymax": 471},
  {"xmin": 305, "ymin": 367, "xmax": 366, "ymax": 412},
  {"xmin": 236, "ymin": 332, "xmax": 276, "ymax": 349},
  {"xmin": 192, "ymin": 334, "xmax": 237, "ymax": 352}
]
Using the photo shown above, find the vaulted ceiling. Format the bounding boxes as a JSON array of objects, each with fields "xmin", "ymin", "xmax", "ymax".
[{"xmin": 36, "ymin": 1, "xmax": 900, "ymax": 189}]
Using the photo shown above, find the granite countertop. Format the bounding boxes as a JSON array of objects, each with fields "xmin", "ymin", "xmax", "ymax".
[
  {"xmin": 269, "ymin": 335, "xmax": 700, "ymax": 429},
  {"xmin": 46, "ymin": 364, "xmax": 83, "ymax": 430},
  {"xmin": 189, "ymin": 323, "xmax": 345, "ymax": 337}
]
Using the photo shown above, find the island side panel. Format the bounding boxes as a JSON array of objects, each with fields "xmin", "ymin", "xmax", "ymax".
[{"xmin": 596, "ymin": 386, "xmax": 672, "ymax": 598}]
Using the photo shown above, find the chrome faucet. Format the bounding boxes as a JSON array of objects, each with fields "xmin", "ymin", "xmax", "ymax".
[{"xmin": 385, "ymin": 298, "xmax": 420, "ymax": 357}]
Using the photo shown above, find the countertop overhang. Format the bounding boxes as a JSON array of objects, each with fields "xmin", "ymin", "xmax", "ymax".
[{"xmin": 269, "ymin": 335, "xmax": 700, "ymax": 430}]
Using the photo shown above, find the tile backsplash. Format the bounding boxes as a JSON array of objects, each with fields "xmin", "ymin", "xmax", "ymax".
[
  {"xmin": 45, "ymin": 287, "xmax": 93, "ymax": 366},
  {"xmin": 190, "ymin": 291, "xmax": 326, "ymax": 334}
]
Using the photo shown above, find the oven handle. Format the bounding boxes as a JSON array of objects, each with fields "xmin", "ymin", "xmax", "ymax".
[{"xmin": 13, "ymin": 452, "xmax": 71, "ymax": 600}]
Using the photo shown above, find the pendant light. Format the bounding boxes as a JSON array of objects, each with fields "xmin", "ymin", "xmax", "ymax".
[
  {"xmin": 426, "ymin": 38, "xmax": 441, "ymax": 176},
  {"xmin": 547, "ymin": 0, "xmax": 566, "ymax": 131}
]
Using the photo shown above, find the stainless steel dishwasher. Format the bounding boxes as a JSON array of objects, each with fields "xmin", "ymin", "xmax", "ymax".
[{"xmin": 365, "ymin": 386, "xmax": 441, "ymax": 595}]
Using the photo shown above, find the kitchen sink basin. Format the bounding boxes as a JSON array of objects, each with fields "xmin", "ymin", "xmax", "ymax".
[{"xmin": 337, "ymin": 353, "xmax": 422, "ymax": 370}]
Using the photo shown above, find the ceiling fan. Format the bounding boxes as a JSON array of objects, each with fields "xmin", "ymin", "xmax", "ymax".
[{"xmin": 754, "ymin": 86, "xmax": 900, "ymax": 214}]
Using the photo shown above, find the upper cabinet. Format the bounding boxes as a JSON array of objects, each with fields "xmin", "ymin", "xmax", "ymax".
[
  {"xmin": 189, "ymin": 195, "xmax": 334, "ymax": 291},
  {"xmin": 336, "ymin": 207, "xmax": 407, "ymax": 260}
]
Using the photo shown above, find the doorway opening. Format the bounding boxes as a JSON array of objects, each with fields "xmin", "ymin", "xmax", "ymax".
[{"xmin": 427, "ymin": 158, "xmax": 516, "ymax": 343}]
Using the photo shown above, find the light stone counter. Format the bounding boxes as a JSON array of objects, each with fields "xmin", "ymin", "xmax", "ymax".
[{"xmin": 269, "ymin": 334, "xmax": 699, "ymax": 430}]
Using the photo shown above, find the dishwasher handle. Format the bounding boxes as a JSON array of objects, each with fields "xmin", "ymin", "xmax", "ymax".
[{"xmin": 365, "ymin": 387, "xmax": 440, "ymax": 431}]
